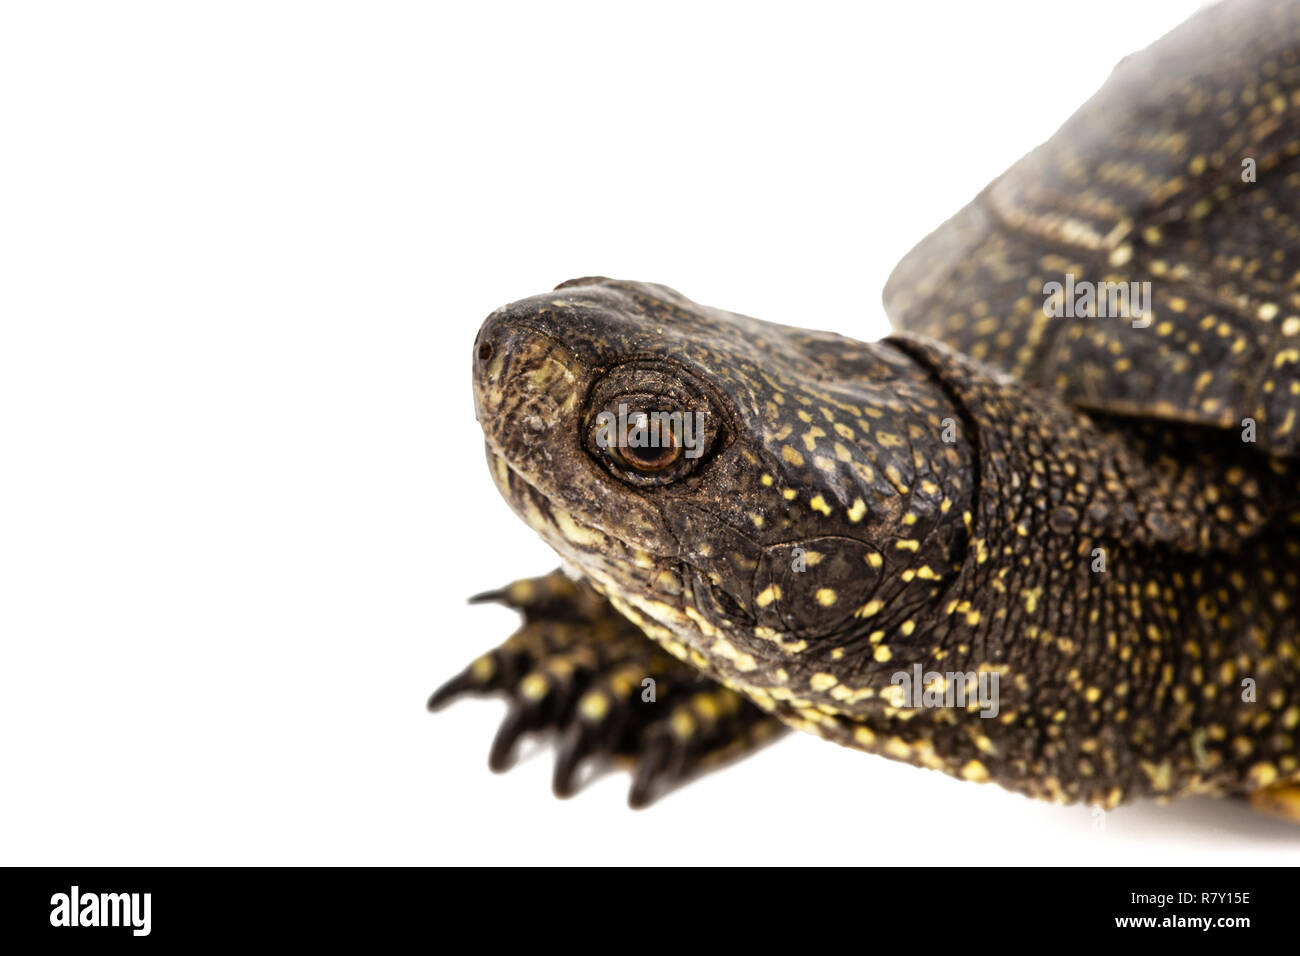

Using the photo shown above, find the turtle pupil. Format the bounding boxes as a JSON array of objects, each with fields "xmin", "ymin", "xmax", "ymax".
[
  {"xmin": 626, "ymin": 444, "xmax": 677, "ymax": 468},
  {"xmin": 619, "ymin": 417, "xmax": 682, "ymax": 471}
]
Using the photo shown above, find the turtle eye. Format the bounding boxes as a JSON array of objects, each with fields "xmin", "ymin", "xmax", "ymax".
[
  {"xmin": 613, "ymin": 416, "xmax": 683, "ymax": 472},
  {"xmin": 585, "ymin": 364, "xmax": 723, "ymax": 488},
  {"xmin": 587, "ymin": 399, "xmax": 712, "ymax": 487}
]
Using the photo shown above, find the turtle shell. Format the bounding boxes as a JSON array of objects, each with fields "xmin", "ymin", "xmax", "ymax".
[{"xmin": 884, "ymin": 0, "xmax": 1300, "ymax": 457}]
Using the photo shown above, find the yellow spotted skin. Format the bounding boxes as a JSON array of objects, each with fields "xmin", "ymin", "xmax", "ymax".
[
  {"xmin": 447, "ymin": 0, "xmax": 1300, "ymax": 812},
  {"xmin": 467, "ymin": 266, "xmax": 1300, "ymax": 811}
]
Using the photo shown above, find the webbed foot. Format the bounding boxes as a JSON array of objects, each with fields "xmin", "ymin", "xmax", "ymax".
[{"xmin": 430, "ymin": 570, "xmax": 784, "ymax": 807}]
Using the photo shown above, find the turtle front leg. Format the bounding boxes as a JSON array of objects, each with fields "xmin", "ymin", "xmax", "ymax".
[{"xmin": 430, "ymin": 570, "xmax": 785, "ymax": 807}]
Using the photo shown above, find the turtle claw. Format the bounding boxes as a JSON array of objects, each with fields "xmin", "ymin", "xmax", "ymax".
[
  {"xmin": 465, "ymin": 569, "xmax": 606, "ymax": 622},
  {"xmin": 628, "ymin": 732, "xmax": 676, "ymax": 809},
  {"xmin": 427, "ymin": 667, "xmax": 487, "ymax": 711},
  {"xmin": 488, "ymin": 705, "xmax": 535, "ymax": 772},
  {"xmin": 552, "ymin": 723, "xmax": 597, "ymax": 798},
  {"xmin": 426, "ymin": 647, "xmax": 512, "ymax": 710},
  {"xmin": 626, "ymin": 691, "xmax": 787, "ymax": 808},
  {"xmin": 467, "ymin": 587, "xmax": 509, "ymax": 606},
  {"xmin": 431, "ymin": 573, "xmax": 786, "ymax": 806}
]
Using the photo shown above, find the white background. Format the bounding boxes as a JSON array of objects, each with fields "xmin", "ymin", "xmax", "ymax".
[{"xmin": 4, "ymin": 0, "xmax": 1296, "ymax": 865}]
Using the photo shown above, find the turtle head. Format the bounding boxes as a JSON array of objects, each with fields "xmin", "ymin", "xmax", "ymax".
[{"xmin": 472, "ymin": 278, "xmax": 973, "ymax": 689}]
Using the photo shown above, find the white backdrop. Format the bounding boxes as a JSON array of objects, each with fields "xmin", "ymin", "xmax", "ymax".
[{"xmin": 6, "ymin": 0, "xmax": 1294, "ymax": 865}]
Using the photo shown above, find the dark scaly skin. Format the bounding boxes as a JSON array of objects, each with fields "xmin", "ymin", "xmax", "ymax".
[
  {"xmin": 434, "ymin": 0, "xmax": 1300, "ymax": 811},
  {"xmin": 441, "ymin": 277, "xmax": 1299, "ymax": 810}
]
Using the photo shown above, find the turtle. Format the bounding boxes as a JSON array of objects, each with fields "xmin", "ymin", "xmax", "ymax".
[{"xmin": 430, "ymin": 0, "xmax": 1300, "ymax": 819}]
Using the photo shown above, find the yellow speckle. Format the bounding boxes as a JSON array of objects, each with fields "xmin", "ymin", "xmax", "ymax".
[
  {"xmin": 816, "ymin": 588, "xmax": 838, "ymax": 607},
  {"xmin": 961, "ymin": 760, "xmax": 990, "ymax": 783},
  {"xmin": 809, "ymin": 494, "xmax": 831, "ymax": 516},
  {"xmin": 708, "ymin": 636, "xmax": 757, "ymax": 672},
  {"xmin": 553, "ymin": 507, "xmax": 602, "ymax": 547},
  {"xmin": 579, "ymin": 692, "xmax": 609, "ymax": 722},
  {"xmin": 1140, "ymin": 760, "xmax": 1173, "ymax": 791},
  {"xmin": 885, "ymin": 737, "xmax": 911, "ymax": 759},
  {"xmin": 755, "ymin": 584, "xmax": 781, "ymax": 608},
  {"xmin": 694, "ymin": 695, "xmax": 720, "ymax": 720},
  {"xmin": 470, "ymin": 655, "xmax": 495, "ymax": 682},
  {"xmin": 520, "ymin": 673, "xmax": 549, "ymax": 701},
  {"xmin": 873, "ymin": 645, "xmax": 892, "ymax": 663},
  {"xmin": 884, "ymin": 464, "xmax": 909, "ymax": 493},
  {"xmin": 810, "ymin": 672, "xmax": 838, "ymax": 692},
  {"xmin": 857, "ymin": 599, "xmax": 884, "ymax": 618},
  {"xmin": 1248, "ymin": 763, "xmax": 1278, "ymax": 788}
]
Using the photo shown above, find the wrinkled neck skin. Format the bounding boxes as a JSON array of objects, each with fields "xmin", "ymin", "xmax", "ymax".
[{"xmin": 753, "ymin": 334, "xmax": 1300, "ymax": 809}]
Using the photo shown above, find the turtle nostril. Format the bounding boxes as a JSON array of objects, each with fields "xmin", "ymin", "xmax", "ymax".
[{"xmin": 477, "ymin": 341, "xmax": 493, "ymax": 362}]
